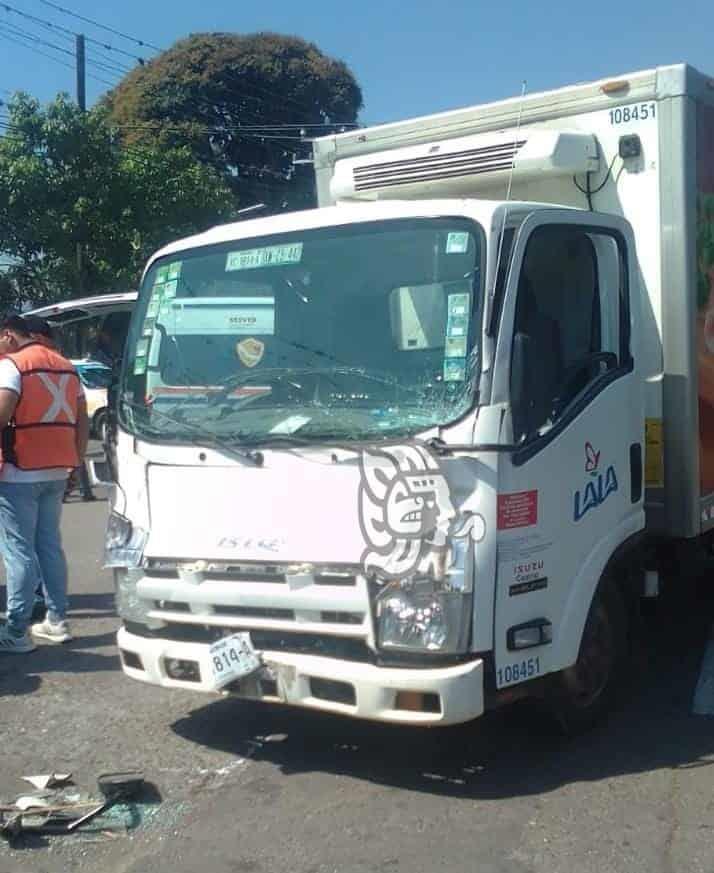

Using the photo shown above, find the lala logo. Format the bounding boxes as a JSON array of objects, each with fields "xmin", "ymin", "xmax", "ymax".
[{"xmin": 573, "ymin": 442, "xmax": 618, "ymax": 522}]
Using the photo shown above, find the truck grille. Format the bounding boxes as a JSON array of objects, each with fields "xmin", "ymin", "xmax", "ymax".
[{"xmin": 137, "ymin": 560, "xmax": 374, "ymax": 653}]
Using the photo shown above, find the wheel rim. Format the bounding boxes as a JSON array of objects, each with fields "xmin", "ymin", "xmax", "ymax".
[{"xmin": 562, "ymin": 600, "xmax": 615, "ymax": 709}]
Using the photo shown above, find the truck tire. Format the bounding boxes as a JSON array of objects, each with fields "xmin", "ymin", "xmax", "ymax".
[
  {"xmin": 93, "ymin": 409, "xmax": 107, "ymax": 444},
  {"xmin": 547, "ymin": 578, "xmax": 628, "ymax": 734}
]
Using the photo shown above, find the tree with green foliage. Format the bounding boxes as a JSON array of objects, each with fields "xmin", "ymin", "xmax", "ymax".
[
  {"xmin": 105, "ymin": 32, "xmax": 363, "ymax": 211},
  {"xmin": 0, "ymin": 94, "xmax": 237, "ymax": 307}
]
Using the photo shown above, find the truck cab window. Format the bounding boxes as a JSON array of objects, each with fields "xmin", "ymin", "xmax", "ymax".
[{"xmin": 511, "ymin": 225, "xmax": 626, "ymax": 441}]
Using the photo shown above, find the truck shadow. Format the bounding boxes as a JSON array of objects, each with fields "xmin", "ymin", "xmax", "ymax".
[{"xmin": 172, "ymin": 579, "xmax": 714, "ymax": 799}]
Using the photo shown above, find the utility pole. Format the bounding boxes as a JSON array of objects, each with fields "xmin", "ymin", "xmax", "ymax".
[
  {"xmin": 75, "ymin": 34, "xmax": 86, "ymax": 294},
  {"xmin": 75, "ymin": 34, "xmax": 86, "ymax": 112}
]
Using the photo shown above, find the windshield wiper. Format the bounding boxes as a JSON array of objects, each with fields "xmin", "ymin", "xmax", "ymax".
[
  {"xmin": 120, "ymin": 399, "xmax": 265, "ymax": 467},
  {"xmin": 426, "ymin": 436, "xmax": 521, "ymax": 455}
]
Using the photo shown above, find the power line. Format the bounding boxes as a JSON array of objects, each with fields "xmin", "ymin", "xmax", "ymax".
[
  {"xmin": 86, "ymin": 52, "xmax": 130, "ymax": 76},
  {"xmin": 2, "ymin": 2, "xmax": 146, "ymax": 62},
  {"xmin": 0, "ymin": 28, "xmax": 115, "ymax": 87},
  {"xmin": 0, "ymin": 21, "xmax": 118, "ymax": 87},
  {"xmin": 88, "ymin": 48, "xmax": 132, "ymax": 73},
  {"xmin": 36, "ymin": 0, "xmax": 161, "ymax": 51},
  {"xmin": 0, "ymin": 18, "xmax": 73, "ymax": 56},
  {"xmin": 0, "ymin": 25, "xmax": 74, "ymax": 69}
]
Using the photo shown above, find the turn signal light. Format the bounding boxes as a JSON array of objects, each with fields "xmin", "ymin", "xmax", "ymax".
[
  {"xmin": 507, "ymin": 618, "xmax": 553, "ymax": 651},
  {"xmin": 164, "ymin": 658, "xmax": 201, "ymax": 682},
  {"xmin": 394, "ymin": 691, "xmax": 441, "ymax": 713}
]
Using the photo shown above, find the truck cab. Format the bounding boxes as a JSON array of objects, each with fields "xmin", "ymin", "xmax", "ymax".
[{"xmin": 107, "ymin": 194, "xmax": 643, "ymax": 730}]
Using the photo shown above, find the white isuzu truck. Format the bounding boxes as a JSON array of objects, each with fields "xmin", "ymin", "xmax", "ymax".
[{"xmin": 105, "ymin": 63, "xmax": 714, "ymax": 731}]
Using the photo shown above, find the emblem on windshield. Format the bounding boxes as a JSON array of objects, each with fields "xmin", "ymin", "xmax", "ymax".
[
  {"xmin": 358, "ymin": 442, "xmax": 485, "ymax": 580},
  {"xmin": 236, "ymin": 337, "xmax": 265, "ymax": 368}
]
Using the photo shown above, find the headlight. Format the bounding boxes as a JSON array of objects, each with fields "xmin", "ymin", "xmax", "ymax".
[
  {"xmin": 104, "ymin": 512, "xmax": 148, "ymax": 569},
  {"xmin": 114, "ymin": 568, "xmax": 160, "ymax": 627},
  {"xmin": 374, "ymin": 539, "xmax": 474, "ymax": 655}
]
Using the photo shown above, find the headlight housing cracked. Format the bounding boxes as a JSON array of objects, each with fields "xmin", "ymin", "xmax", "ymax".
[
  {"xmin": 104, "ymin": 511, "xmax": 148, "ymax": 569},
  {"xmin": 374, "ymin": 537, "xmax": 474, "ymax": 654}
]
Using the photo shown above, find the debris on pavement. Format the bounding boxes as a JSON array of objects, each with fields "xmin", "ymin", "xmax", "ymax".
[
  {"xmin": 1, "ymin": 769, "xmax": 153, "ymax": 847},
  {"xmin": 22, "ymin": 773, "xmax": 72, "ymax": 791}
]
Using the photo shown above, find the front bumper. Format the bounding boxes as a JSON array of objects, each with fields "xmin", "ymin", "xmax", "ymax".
[{"xmin": 117, "ymin": 626, "xmax": 484, "ymax": 726}]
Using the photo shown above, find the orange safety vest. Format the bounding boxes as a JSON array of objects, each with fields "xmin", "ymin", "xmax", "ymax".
[{"xmin": 1, "ymin": 342, "xmax": 80, "ymax": 470}]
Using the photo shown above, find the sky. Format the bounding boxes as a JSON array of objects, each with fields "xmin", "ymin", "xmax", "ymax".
[{"xmin": 0, "ymin": 0, "xmax": 713, "ymax": 127}]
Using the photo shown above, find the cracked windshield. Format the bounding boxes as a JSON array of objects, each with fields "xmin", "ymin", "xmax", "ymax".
[{"xmin": 121, "ymin": 218, "xmax": 483, "ymax": 444}]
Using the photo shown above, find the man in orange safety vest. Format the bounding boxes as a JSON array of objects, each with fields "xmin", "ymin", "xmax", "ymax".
[{"xmin": 0, "ymin": 315, "xmax": 89, "ymax": 653}]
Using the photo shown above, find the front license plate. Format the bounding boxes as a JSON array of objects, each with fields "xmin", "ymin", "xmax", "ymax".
[{"xmin": 208, "ymin": 633, "xmax": 261, "ymax": 689}]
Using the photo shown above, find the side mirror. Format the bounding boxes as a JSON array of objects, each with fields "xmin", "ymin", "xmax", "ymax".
[
  {"xmin": 511, "ymin": 331, "xmax": 533, "ymax": 444},
  {"xmin": 88, "ymin": 458, "xmax": 115, "ymax": 488}
]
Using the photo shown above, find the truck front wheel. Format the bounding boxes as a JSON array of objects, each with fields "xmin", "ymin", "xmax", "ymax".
[{"xmin": 548, "ymin": 579, "xmax": 628, "ymax": 734}]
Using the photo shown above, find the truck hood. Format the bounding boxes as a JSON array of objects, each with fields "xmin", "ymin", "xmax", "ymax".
[{"xmin": 144, "ymin": 445, "xmax": 486, "ymax": 567}]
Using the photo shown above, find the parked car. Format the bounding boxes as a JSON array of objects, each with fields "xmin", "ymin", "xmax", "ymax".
[{"xmin": 71, "ymin": 359, "xmax": 113, "ymax": 441}]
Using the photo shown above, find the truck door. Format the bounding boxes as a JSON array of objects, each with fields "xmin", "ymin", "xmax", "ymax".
[{"xmin": 490, "ymin": 210, "xmax": 645, "ymax": 691}]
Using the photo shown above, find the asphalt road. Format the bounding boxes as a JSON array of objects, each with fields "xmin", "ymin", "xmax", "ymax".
[{"xmin": 2, "ymin": 486, "xmax": 714, "ymax": 873}]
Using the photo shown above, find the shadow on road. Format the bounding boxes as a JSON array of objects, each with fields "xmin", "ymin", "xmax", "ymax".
[
  {"xmin": 0, "ymin": 627, "xmax": 120, "ymax": 698},
  {"xmin": 68, "ymin": 591, "xmax": 116, "ymax": 619},
  {"xmin": 172, "ymin": 578, "xmax": 714, "ymax": 800}
]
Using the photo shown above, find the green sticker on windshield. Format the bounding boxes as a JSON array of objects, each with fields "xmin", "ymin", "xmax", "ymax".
[
  {"xmin": 446, "ymin": 292, "xmax": 471, "ymax": 339},
  {"xmin": 163, "ymin": 280, "xmax": 178, "ymax": 299},
  {"xmin": 133, "ymin": 355, "xmax": 147, "ymax": 375},
  {"xmin": 146, "ymin": 299, "xmax": 160, "ymax": 319},
  {"xmin": 445, "ymin": 336, "xmax": 467, "ymax": 358},
  {"xmin": 166, "ymin": 261, "xmax": 182, "ymax": 281},
  {"xmin": 155, "ymin": 265, "xmax": 169, "ymax": 285},
  {"xmin": 446, "ymin": 315, "xmax": 468, "ymax": 338},
  {"xmin": 448, "ymin": 292, "xmax": 470, "ymax": 316},
  {"xmin": 443, "ymin": 358, "xmax": 467, "ymax": 382},
  {"xmin": 446, "ymin": 232, "xmax": 469, "ymax": 254}
]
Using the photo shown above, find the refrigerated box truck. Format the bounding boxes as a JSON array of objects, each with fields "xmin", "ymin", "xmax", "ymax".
[{"xmin": 104, "ymin": 63, "xmax": 714, "ymax": 731}]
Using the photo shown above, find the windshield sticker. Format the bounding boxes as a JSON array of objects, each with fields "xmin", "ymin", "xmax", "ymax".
[
  {"xmin": 445, "ymin": 336, "xmax": 467, "ymax": 358},
  {"xmin": 141, "ymin": 317, "xmax": 156, "ymax": 337},
  {"xmin": 448, "ymin": 292, "xmax": 470, "ymax": 317},
  {"xmin": 446, "ymin": 232, "xmax": 469, "ymax": 254},
  {"xmin": 446, "ymin": 316, "xmax": 467, "ymax": 338},
  {"xmin": 133, "ymin": 356, "xmax": 147, "ymax": 376},
  {"xmin": 226, "ymin": 243, "xmax": 303, "ymax": 272},
  {"xmin": 443, "ymin": 358, "xmax": 466, "ymax": 381},
  {"xmin": 236, "ymin": 337, "xmax": 265, "ymax": 368},
  {"xmin": 161, "ymin": 297, "xmax": 275, "ymax": 336},
  {"xmin": 135, "ymin": 338, "xmax": 150, "ymax": 359},
  {"xmin": 146, "ymin": 299, "xmax": 160, "ymax": 319},
  {"xmin": 162, "ymin": 280, "xmax": 178, "ymax": 300},
  {"xmin": 155, "ymin": 265, "xmax": 169, "ymax": 285},
  {"xmin": 166, "ymin": 261, "xmax": 182, "ymax": 281}
]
